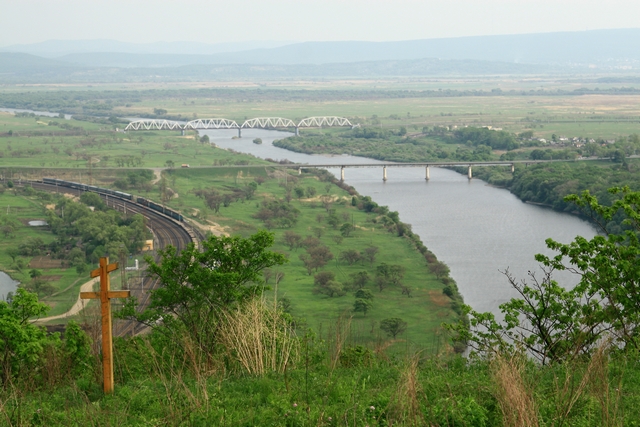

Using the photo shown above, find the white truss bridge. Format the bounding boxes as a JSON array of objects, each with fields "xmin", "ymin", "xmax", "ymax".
[
  {"xmin": 184, "ymin": 118, "xmax": 240, "ymax": 130},
  {"xmin": 124, "ymin": 116, "xmax": 356, "ymax": 132},
  {"xmin": 297, "ymin": 116, "xmax": 354, "ymax": 128},
  {"xmin": 124, "ymin": 119, "xmax": 184, "ymax": 131},
  {"xmin": 241, "ymin": 117, "xmax": 297, "ymax": 129}
]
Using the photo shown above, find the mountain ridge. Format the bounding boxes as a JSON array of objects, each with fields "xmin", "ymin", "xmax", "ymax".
[{"xmin": 3, "ymin": 29, "xmax": 640, "ymax": 67}]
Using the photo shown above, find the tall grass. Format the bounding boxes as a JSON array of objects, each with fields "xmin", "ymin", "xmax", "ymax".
[
  {"xmin": 388, "ymin": 354, "xmax": 424, "ymax": 426},
  {"xmin": 218, "ymin": 297, "xmax": 299, "ymax": 375},
  {"xmin": 491, "ymin": 352, "xmax": 539, "ymax": 427}
]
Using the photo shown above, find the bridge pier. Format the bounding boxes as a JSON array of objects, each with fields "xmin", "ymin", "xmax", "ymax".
[
  {"xmin": 511, "ymin": 164, "xmax": 515, "ymax": 173},
  {"xmin": 295, "ymin": 127, "xmax": 299, "ymax": 136},
  {"xmin": 340, "ymin": 166, "xmax": 345, "ymax": 182},
  {"xmin": 468, "ymin": 166, "xmax": 473, "ymax": 180},
  {"xmin": 181, "ymin": 129, "xmax": 185, "ymax": 136},
  {"xmin": 382, "ymin": 166, "xmax": 387, "ymax": 182},
  {"xmin": 298, "ymin": 167, "xmax": 302, "ymax": 175},
  {"xmin": 238, "ymin": 128, "xmax": 242, "ymax": 138},
  {"xmin": 425, "ymin": 166, "xmax": 430, "ymax": 181}
]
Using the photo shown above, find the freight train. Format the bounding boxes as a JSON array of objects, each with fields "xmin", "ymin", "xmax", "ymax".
[{"xmin": 41, "ymin": 178, "xmax": 184, "ymax": 221}]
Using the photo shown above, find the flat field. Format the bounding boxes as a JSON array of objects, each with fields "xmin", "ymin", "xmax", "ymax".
[{"xmin": 113, "ymin": 93, "xmax": 640, "ymax": 141}]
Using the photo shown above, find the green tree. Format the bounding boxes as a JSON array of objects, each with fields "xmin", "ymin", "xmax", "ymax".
[
  {"xmin": 340, "ymin": 223, "xmax": 354, "ymax": 237},
  {"xmin": 79, "ymin": 192, "xmax": 106, "ymax": 210},
  {"xmin": 283, "ymin": 231, "xmax": 302, "ymax": 251},
  {"xmin": 349, "ymin": 271, "xmax": 369, "ymax": 290},
  {"xmin": 63, "ymin": 320, "xmax": 93, "ymax": 376},
  {"xmin": 362, "ymin": 246, "xmax": 379, "ymax": 266},
  {"xmin": 1, "ymin": 225, "xmax": 14, "ymax": 239},
  {"xmin": 380, "ymin": 318, "xmax": 407, "ymax": 338},
  {"xmin": 354, "ymin": 299, "xmax": 373, "ymax": 316},
  {"xmin": 355, "ymin": 289, "xmax": 374, "ymax": 300},
  {"xmin": 120, "ymin": 231, "xmax": 286, "ymax": 356},
  {"xmin": 339, "ymin": 249, "xmax": 361, "ymax": 265},
  {"xmin": 0, "ymin": 288, "xmax": 50, "ymax": 385},
  {"xmin": 306, "ymin": 186, "xmax": 317, "ymax": 198},
  {"xmin": 448, "ymin": 187, "xmax": 640, "ymax": 364}
]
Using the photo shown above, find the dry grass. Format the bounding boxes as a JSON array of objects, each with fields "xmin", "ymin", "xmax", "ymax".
[
  {"xmin": 217, "ymin": 297, "xmax": 299, "ymax": 376},
  {"xmin": 387, "ymin": 355, "xmax": 424, "ymax": 426},
  {"xmin": 588, "ymin": 344, "xmax": 623, "ymax": 427},
  {"xmin": 491, "ymin": 352, "xmax": 539, "ymax": 427},
  {"xmin": 327, "ymin": 312, "xmax": 352, "ymax": 372}
]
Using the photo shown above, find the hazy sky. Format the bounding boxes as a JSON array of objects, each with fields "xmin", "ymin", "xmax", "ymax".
[{"xmin": 2, "ymin": 0, "xmax": 640, "ymax": 46}]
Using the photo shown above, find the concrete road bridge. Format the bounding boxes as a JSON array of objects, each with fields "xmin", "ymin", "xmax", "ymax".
[
  {"xmin": 124, "ymin": 116, "xmax": 358, "ymax": 137},
  {"xmin": 173, "ymin": 158, "xmax": 589, "ymax": 182}
]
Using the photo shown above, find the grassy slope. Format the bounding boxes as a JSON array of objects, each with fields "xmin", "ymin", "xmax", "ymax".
[{"xmin": 163, "ymin": 167, "xmax": 456, "ymax": 352}]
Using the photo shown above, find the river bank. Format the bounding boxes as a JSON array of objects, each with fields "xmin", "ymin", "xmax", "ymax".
[{"xmin": 203, "ymin": 128, "xmax": 598, "ymax": 316}]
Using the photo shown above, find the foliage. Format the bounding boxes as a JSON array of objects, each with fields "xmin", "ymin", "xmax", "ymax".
[
  {"xmin": 452, "ymin": 126, "xmax": 519, "ymax": 150},
  {"xmin": 380, "ymin": 318, "xmax": 408, "ymax": 338},
  {"xmin": 120, "ymin": 230, "xmax": 287, "ymax": 357},
  {"xmin": 45, "ymin": 198, "xmax": 148, "ymax": 262},
  {"xmin": 253, "ymin": 199, "xmax": 300, "ymax": 228},
  {"xmin": 113, "ymin": 169, "xmax": 153, "ymax": 190},
  {"xmin": 448, "ymin": 187, "xmax": 640, "ymax": 364},
  {"xmin": 312, "ymin": 271, "xmax": 345, "ymax": 297},
  {"xmin": 354, "ymin": 298, "xmax": 373, "ymax": 316},
  {"xmin": 0, "ymin": 288, "xmax": 50, "ymax": 385}
]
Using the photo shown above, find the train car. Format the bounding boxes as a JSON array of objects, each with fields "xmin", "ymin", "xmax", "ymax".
[
  {"xmin": 42, "ymin": 177, "xmax": 133, "ymax": 200},
  {"xmin": 136, "ymin": 197, "xmax": 183, "ymax": 222}
]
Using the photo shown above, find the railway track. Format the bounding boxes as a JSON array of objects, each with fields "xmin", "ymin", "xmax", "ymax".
[{"xmin": 26, "ymin": 181, "xmax": 199, "ymax": 337}]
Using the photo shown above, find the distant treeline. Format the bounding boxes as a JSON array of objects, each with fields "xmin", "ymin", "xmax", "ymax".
[{"xmin": 2, "ymin": 87, "xmax": 640, "ymax": 117}]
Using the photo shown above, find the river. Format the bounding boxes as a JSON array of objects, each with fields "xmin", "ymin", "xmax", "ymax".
[
  {"xmin": 0, "ymin": 272, "xmax": 18, "ymax": 300},
  {"xmin": 203, "ymin": 128, "xmax": 598, "ymax": 315}
]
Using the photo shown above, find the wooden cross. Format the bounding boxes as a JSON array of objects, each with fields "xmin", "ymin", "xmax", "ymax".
[{"xmin": 80, "ymin": 257, "xmax": 130, "ymax": 394}]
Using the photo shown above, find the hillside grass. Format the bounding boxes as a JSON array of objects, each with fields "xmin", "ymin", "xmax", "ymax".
[{"xmin": 160, "ymin": 166, "xmax": 457, "ymax": 352}]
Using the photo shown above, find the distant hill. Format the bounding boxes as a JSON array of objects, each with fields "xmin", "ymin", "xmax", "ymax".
[
  {"xmin": 24, "ymin": 29, "xmax": 640, "ymax": 68},
  {"xmin": 0, "ymin": 39, "xmax": 296, "ymax": 57},
  {"xmin": 0, "ymin": 52, "xmax": 76, "ymax": 74},
  {"xmin": 0, "ymin": 52, "xmax": 554, "ymax": 83},
  {"xmin": 2, "ymin": 28, "xmax": 640, "ymax": 83}
]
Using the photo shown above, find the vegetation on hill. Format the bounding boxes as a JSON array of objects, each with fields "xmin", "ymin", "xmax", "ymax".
[{"xmin": 5, "ymin": 188, "xmax": 640, "ymax": 425}]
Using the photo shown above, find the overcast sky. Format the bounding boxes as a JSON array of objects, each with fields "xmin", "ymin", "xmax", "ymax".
[{"xmin": 2, "ymin": 0, "xmax": 640, "ymax": 47}]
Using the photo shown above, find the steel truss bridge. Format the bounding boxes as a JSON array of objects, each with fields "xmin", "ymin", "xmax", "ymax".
[{"xmin": 124, "ymin": 116, "xmax": 358, "ymax": 136}]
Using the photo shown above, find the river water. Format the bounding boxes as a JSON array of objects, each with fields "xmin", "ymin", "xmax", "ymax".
[
  {"xmin": 204, "ymin": 128, "xmax": 598, "ymax": 315},
  {"xmin": 0, "ymin": 272, "xmax": 18, "ymax": 301}
]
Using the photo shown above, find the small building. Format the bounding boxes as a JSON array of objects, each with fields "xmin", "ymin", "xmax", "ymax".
[
  {"xmin": 142, "ymin": 240, "xmax": 154, "ymax": 251},
  {"xmin": 181, "ymin": 164, "xmax": 190, "ymax": 168}
]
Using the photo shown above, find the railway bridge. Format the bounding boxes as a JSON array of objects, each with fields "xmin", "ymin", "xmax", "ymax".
[{"xmin": 124, "ymin": 116, "xmax": 358, "ymax": 137}]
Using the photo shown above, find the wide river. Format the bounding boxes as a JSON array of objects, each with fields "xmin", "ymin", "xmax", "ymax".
[{"xmin": 203, "ymin": 128, "xmax": 598, "ymax": 315}]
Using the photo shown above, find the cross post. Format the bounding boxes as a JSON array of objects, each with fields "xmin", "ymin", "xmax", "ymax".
[{"xmin": 80, "ymin": 257, "xmax": 130, "ymax": 394}]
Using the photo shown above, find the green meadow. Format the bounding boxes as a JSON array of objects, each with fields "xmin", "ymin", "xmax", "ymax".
[{"xmin": 157, "ymin": 166, "xmax": 458, "ymax": 352}]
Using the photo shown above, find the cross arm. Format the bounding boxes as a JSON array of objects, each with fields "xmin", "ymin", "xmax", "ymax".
[{"xmin": 81, "ymin": 290, "xmax": 131, "ymax": 300}]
